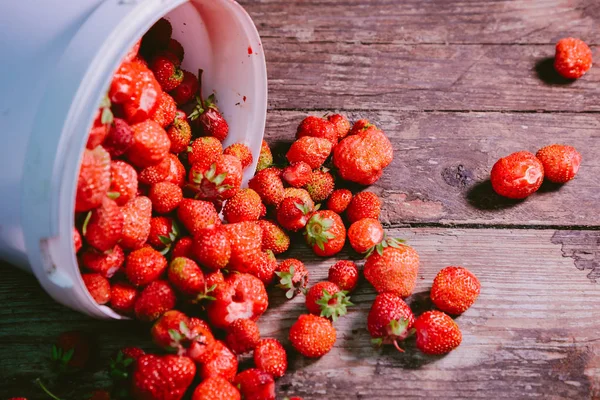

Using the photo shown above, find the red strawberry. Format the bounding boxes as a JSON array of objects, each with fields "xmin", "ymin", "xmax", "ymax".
[
  {"xmin": 167, "ymin": 39, "xmax": 185, "ymax": 62},
  {"xmin": 192, "ymin": 376, "xmax": 240, "ymax": 400},
  {"xmin": 134, "ymin": 280, "xmax": 176, "ymax": 321},
  {"xmin": 139, "ymin": 156, "xmax": 170, "ymax": 185},
  {"xmin": 81, "ymin": 245, "xmax": 125, "ymax": 278},
  {"xmin": 221, "ymin": 221, "xmax": 263, "ymax": 270},
  {"xmin": 276, "ymin": 197, "xmax": 311, "ymax": 232},
  {"xmin": 141, "ymin": 18, "xmax": 173, "ymax": 53},
  {"xmin": 289, "ymin": 314, "xmax": 336, "ymax": 358},
  {"xmin": 109, "ymin": 61, "xmax": 147, "ymax": 104},
  {"xmin": 296, "ymin": 115, "xmax": 338, "ymax": 145},
  {"xmin": 109, "ymin": 161, "xmax": 138, "ymax": 206},
  {"xmin": 188, "ymin": 136, "xmax": 223, "ymax": 167},
  {"xmin": 327, "ymin": 189, "xmax": 352, "ymax": 214},
  {"xmin": 150, "ymin": 53, "xmax": 183, "ymax": 92},
  {"xmin": 205, "ymin": 270, "xmax": 225, "ymax": 288},
  {"xmin": 73, "ymin": 228, "xmax": 82, "ymax": 253},
  {"xmin": 110, "ymin": 282, "xmax": 138, "ymax": 315},
  {"xmin": 177, "ymin": 199, "xmax": 221, "ymax": 236},
  {"xmin": 223, "ymin": 143, "xmax": 253, "ymax": 170},
  {"xmin": 234, "ymin": 369, "xmax": 275, "ymax": 400},
  {"xmin": 109, "ymin": 346, "xmax": 145, "ymax": 383},
  {"xmin": 170, "ymin": 70, "xmax": 199, "ymax": 105},
  {"xmin": 254, "ymin": 338, "xmax": 287, "ymax": 378},
  {"xmin": 151, "ymin": 92, "xmax": 177, "ymax": 128},
  {"xmin": 305, "ymin": 281, "xmax": 352, "ymax": 321},
  {"xmin": 364, "ymin": 238, "xmax": 419, "ymax": 298},
  {"xmin": 125, "ymin": 247, "xmax": 168, "ymax": 287},
  {"xmin": 103, "ymin": 118, "xmax": 134, "ymax": 157},
  {"xmin": 122, "ymin": 66, "xmax": 163, "ymax": 125},
  {"xmin": 490, "ymin": 151, "xmax": 544, "ymax": 199},
  {"xmin": 304, "ymin": 169, "xmax": 335, "ymax": 202},
  {"xmin": 286, "ymin": 136, "xmax": 333, "ymax": 170},
  {"xmin": 248, "ymin": 167, "xmax": 285, "ymax": 206},
  {"xmin": 127, "ymin": 120, "xmax": 171, "ymax": 168},
  {"xmin": 430, "ymin": 266, "xmax": 481, "ymax": 315},
  {"xmin": 225, "ymin": 318, "xmax": 260, "ymax": 355},
  {"xmin": 257, "ymin": 220, "xmax": 290, "ymax": 254},
  {"xmin": 87, "ymin": 96, "xmax": 113, "ymax": 149},
  {"xmin": 349, "ymin": 119, "xmax": 373, "ymax": 136},
  {"xmin": 83, "ymin": 197, "xmax": 123, "ymax": 252},
  {"xmin": 346, "ymin": 191, "xmax": 381, "ymax": 224},
  {"xmin": 168, "ymin": 257, "xmax": 205, "ymax": 297},
  {"xmin": 82, "ymin": 273, "xmax": 111, "ymax": 304},
  {"xmin": 148, "ymin": 182, "xmax": 183, "ymax": 214},
  {"xmin": 328, "ymin": 260, "xmax": 358, "ymax": 292},
  {"xmin": 131, "ymin": 354, "xmax": 195, "ymax": 400},
  {"xmin": 189, "ymin": 155, "xmax": 242, "ymax": 201},
  {"xmin": 121, "ymin": 196, "xmax": 152, "ymax": 250},
  {"xmin": 367, "ymin": 292, "xmax": 415, "ymax": 351},
  {"xmin": 148, "ymin": 216, "xmax": 178, "ymax": 251},
  {"xmin": 193, "ymin": 227, "xmax": 231, "ymax": 271},
  {"xmin": 223, "ymin": 189, "xmax": 263, "ymax": 223},
  {"xmin": 256, "ymin": 140, "xmax": 273, "ymax": 172},
  {"xmin": 327, "ymin": 114, "xmax": 351, "ymax": 139},
  {"xmin": 76, "ymin": 146, "xmax": 111, "ymax": 212},
  {"xmin": 198, "ymin": 340, "xmax": 238, "ymax": 381},
  {"xmin": 206, "ymin": 273, "xmax": 268, "ymax": 329},
  {"xmin": 167, "ymin": 110, "xmax": 192, "ymax": 154},
  {"xmin": 172, "ymin": 236, "xmax": 193, "ymax": 259},
  {"xmin": 536, "ymin": 144, "xmax": 582, "ymax": 184},
  {"xmin": 151, "ymin": 311, "xmax": 214, "ymax": 358},
  {"xmin": 244, "ymin": 250, "xmax": 278, "ymax": 284},
  {"xmin": 282, "ymin": 161, "xmax": 312, "ymax": 188},
  {"xmin": 52, "ymin": 331, "xmax": 90, "ymax": 370},
  {"xmin": 165, "ymin": 154, "xmax": 186, "ymax": 186},
  {"xmin": 189, "ymin": 72, "xmax": 229, "ymax": 141},
  {"xmin": 348, "ymin": 218, "xmax": 384, "ymax": 254},
  {"xmin": 554, "ymin": 37, "xmax": 593, "ymax": 79},
  {"xmin": 275, "ymin": 259, "xmax": 309, "ymax": 299},
  {"xmin": 304, "ymin": 210, "xmax": 346, "ymax": 257},
  {"xmin": 413, "ymin": 311, "xmax": 462, "ymax": 355},
  {"xmin": 124, "ymin": 39, "xmax": 141, "ymax": 62},
  {"xmin": 283, "ymin": 188, "xmax": 315, "ymax": 210}
]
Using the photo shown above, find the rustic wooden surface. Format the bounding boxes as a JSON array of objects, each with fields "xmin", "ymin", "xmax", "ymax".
[{"xmin": 1, "ymin": 0, "xmax": 599, "ymax": 399}]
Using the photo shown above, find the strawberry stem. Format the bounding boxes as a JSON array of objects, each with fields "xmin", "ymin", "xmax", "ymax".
[
  {"xmin": 393, "ymin": 340, "xmax": 405, "ymax": 353},
  {"xmin": 36, "ymin": 379, "xmax": 62, "ymax": 400}
]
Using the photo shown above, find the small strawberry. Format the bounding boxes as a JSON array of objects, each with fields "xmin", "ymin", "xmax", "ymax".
[
  {"xmin": 193, "ymin": 227, "xmax": 231, "ymax": 271},
  {"xmin": 109, "ymin": 61, "xmax": 146, "ymax": 104},
  {"xmin": 304, "ymin": 169, "xmax": 335, "ymax": 202},
  {"xmin": 122, "ymin": 67, "xmax": 162, "ymax": 125},
  {"xmin": 234, "ymin": 369, "xmax": 275, "ymax": 400},
  {"xmin": 188, "ymin": 136, "xmax": 223, "ymax": 166},
  {"xmin": 198, "ymin": 340, "xmax": 238, "ymax": 381},
  {"xmin": 430, "ymin": 266, "xmax": 481, "ymax": 315},
  {"xmin": 120, "ymin": 196, "xmax": 152, "ymax": 250},
  {"xmin": 148, "ymin": 181, "xmax": 183, "ymax": 214},
  {"xmin": 289, "ymin": 314, "xmax": 336, "ymax": 358},
  {"xmin": 286, "ymin": 136, "xmax": 333, "ymax": 170},
  {"xmin": 81, "ymin": 245, "xmax": 125, "ymax": 278},
  {"xmin": 348, "ymin": 218, "xmax": 384, "ymax": 254},
  {"xmin": 275, "ymin": 259, "xmax": 309, "ymax": 299},
  {"xmin": 165, "ymin": 154, "xmax": 186, "ymax": 186},
  {"xmin": 257, "ymin": 220, "xmax": 290, "ymax": 254},
  {"xmin": 276, "ymin": 197, "xmax": 312, "ymax": 232},
  {"xmin": 413, "ymin": 311, "xmax": 462, "ymax": 355},
  {"xmin": 296, "ymin": 115, "xmax": 338, "ymax": 145},
  {"xmin": 103, "ymin": 118, "xmax": 134, "ymax": 157},
  {"xmin": 256, "ymin": 140, "xmax": 273, "ymax": 172},
  {"xmin": 364, "ymin": 238, "xmax": 419, "ymax": 298},
  {"xmin": 328, "ymin": 114, "xmax": 351, "ymax": 139},
  {"xmin": 167, "ymin": 110, "xmax": 192, "ymax": 154},
  {"xmin": 249, "ymin": 167, "xmax": 285, "ymax": 206},
  {"xmin": 346, "ymin": 191, "xmax": 381, "ymax": 224},
  {"xmin": 192, "ymin": 376, "xmax": 240, "ymax": 400},
  {"xmin": 189, "ymin": 71, "xmax": 229, "ymax": 141},
  {"xmin": 134, "ymin": 280, "xmax": 176, "ymax": 322},
  {"xmin": 167, "ymin": 39, "xmax": 185, "ymax": 62},
  {"xmin": 141, "ymin": 18, "xmax": 173, "ymax": 53},
  {"xmin": 282, "ymin": 161, "xmax": 312, "ymax": 188},
  {"xmin": 554, "ymin": 37, "xmax": 593, "ymax": 79},
  {"xmin": 110, "ymin": 282, "xmax": 138, "ymax": 315},
  {"xmin": 223, "ymin": 188, "xmax": 263, "ymax": 223},
  {"xmin": 368, "ymin": 292, "xmax": 415, "ymax": 351},
  {"xmin": 139, "ymin": 157, "xmax": 170, "ymax": 185},
  {"xmin": 536, "ymin": 144, "xmax": 582, "ymax": 184},
  {"xmin": 132, "ymin": 354, "xmax": 195, "ymax": 400},
  {"xmin": 327, "ymin": 189, "xmax": 352, "ymax": 214},
  {"xmin": 76, "ymin": 146, "xmax": 111, "ymax": 212},
  {"xmin": 82, "ymin": 273, "xmax": 111, "ymax": 304},
  {"xmin": 147, "ymin": 216, "xmax": 178, "ymax": 251},
  {"xmin": 349, "ymin": 119, "xmax": 373, "ymax": 136},
  {"xmin": 109, "ymin": 160, "xmax": 138, "ymax": 206},
  {"xmin": 490, "ymin": 151, "xmax": 544, "ymax": 199},
  {"xmin": 109, "ymin": 346, "xmax": 144, "ymax": 383},
  {"xmin": 170, "ymin": 70, "xmax": 199, "ymax": 105},
  {"xmin": 223, "ymin": 143, "xmax": 253, "ymax": 170},
  {"xmin": 205, "ymin": 270, "xmax": 225, "ymax": 288},
  {"xmin": 151, "ymin": 92, "xmax": 177, "ymax": 128},
  {"xmin": 177, "ymin": 199, "xmax": 221, "ymax": 236},
  {"xmin": 225, "ymin": 318, "xmax": 261, "ymax": 355},
  {"xmin": 221, "ymin": 221, "xmax": 262, "ymax": 271},
  {"xmin": 168, "ymin": 257, "xmax": 206, "ymax": 297},
  {"xmin": 127, "ymin": 120, "xmax": 171, "ymax": 168},
  {"xmin": 73, "ymin": 228, "xmax": 82, "ymax": 253},
  {"xmin": 125, "ymin": 247, "xmax": 168, "ymax": 287},
  {"xmin": 283, "ymin": 187, "xmax": 315, "ymax": 210},
  {"xmin": 254, "ymin": 338, "xmax": 287, "ymax": 378},
  {"xmin": 244, "ymin": 250, "xmax": 278, "ymax": 284},
  {"xmin": 51, "ymin": 331, "xmax": 90, "ymax": 370},
  {"xmin": 304, "ymin": 210, "xmax": 346, "ymax": 257},
  {"xmin": 87, "ymin": 95, "xmax": 113, "ymax": 149},
  {"xmin": 150, "ymin": 53, "xmax": 183, "ymax": 92},
  {"xmin": 172, "ymin": 236, "xmax": 193, "ymax": 259},
  {"xmin": 84, "ymin": 197, "xmax": 123, "ymax": 252},
  {"xmin": 151, "ymin": 311, "xmax": 214, "ymax": 358},
  {"xmin": 305, "ymin": 281, "xmax": 352, "ymax": 321},
  {"xmin": 328, "ymin": 260, "xmax": 359, "ymax": 292}
]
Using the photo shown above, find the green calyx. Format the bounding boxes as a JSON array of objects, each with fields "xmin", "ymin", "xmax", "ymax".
[
  {"xmin": 275, "ymin": 266, "xmax": 307, "ymax": 299},
  {"xmin": 109, "ymin": 350, "xmax": 134, "ymax": 381},
  {"xmin": 371, "ymin": 318, "xmax": 415, "ymax": 353},
  {"xmin": 51, "ymin": 345, "xmax": 74, "ymax": 372},
  {"xmin": 304, "ymin": 214, "xmax": 336, "ymax": 251},
  {"xmin": 158, "ymin": 220, "xmax": 180, "ymax": 256},
  {"xmin": 191, "ymin": 284, "xmax": 217, "ymax": 304},
  {"xmin": 167, "ymin": 320, "xmax": 209, "ymax": 355},
  {"xmin": 316, "ymin": 289, "xmax": 353, "ymax": 322},
  {"xmin": 99, "ymin": 94, "xmax": 114, "ymax": 126},
  {"xmin": 365, "ymin": 236, "xmax": 405, "ymax": 258},
  {"xmin": 192, "ymin": 163, "xmax": 232, "ymax": 196},
  {"xmin": 81, "ymin": 211, "xmax": 92, "ymax": 236},
  {"xmin": 294, "ymin": 200, "xmax": 312, "ymax": 215}
]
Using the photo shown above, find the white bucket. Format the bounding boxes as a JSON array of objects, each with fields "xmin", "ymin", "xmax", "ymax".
[{"xmin": 0, "ymin": 0, "xmax": 267, "ymax": 319}]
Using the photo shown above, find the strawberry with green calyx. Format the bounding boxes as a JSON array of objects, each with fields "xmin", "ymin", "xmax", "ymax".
[
  {"xmin": 256, "ymin": 140, "xmax": 273, "ymax": 172},
  {"xmin": 275, "ymin": 260, "xmax": 309, "ymax": 299},
  {"xmin": 365, "ymin": 235, "xmax": 405, "ymax": 258},
  {"xmin": 189, "ymin": 70, "xmax": 229, "ymax": 141},
  {"xmin": 51, "ymin": 331, "xmax": 91, "ymax": 373},
  {"xmin": 188, "ymin": 154, "xmax": 242, "ymax": 201},
  {"xmin": 167, "ymin": 110, "xmax": 192, "ymax": 154},
  {"xmin": 348, "ymin": 218, "xmax": 384, "ymax": 254},
  {"xmin": 109, "ymin": 160, "xmax": 138, "ymax": 206},
  {"xmin": 367, "ymin": 292, "xmax": 415, "ymax": 352},
  {"xmin": 276, "ymin": 197, "xmax": 313, "ymax": 232},
  {"xmin": 87, "ymin": 95, "xmax": 114, "ymax": 149},
  {"xmin": 305, "ymin": 281, "xmax": 353, "ymax": 322},
  {"xmin": 150, "ymin": 52, "xmax": 184, "ymax": 92},
  {"xmin": 167, "ymin": 257, "xmax": 211, "ymax": 301},
  {"xmin": 109, "ymin": 347, "xmax": 145, "ymax": 383},
  {"xmin": 304, "ymin": 210, "xmax": 346, "ymax": 257},
  {"xmin": 147, "ymin": 217, "xmax": 179, "ymax": 253},
  {"xmin": 151, "ymin": 311, "xmax": 215, "ymax": 360},
  {"xmin": 170, "ymin": 70, "xmax": 199, "ymax": 105},
  {"xmin": 283, "ymin": 187, "xmax": 315, "ymax": 210},
  {"xmin": 364, "ymin": 238, "xmax": 419, "ymax": 298}
]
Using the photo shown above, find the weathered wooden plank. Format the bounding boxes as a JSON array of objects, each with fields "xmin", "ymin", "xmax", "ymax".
[
  {"xmin": 260, "ymin": 40, "xmax": 600, "ymax": 112},
  {"xmin": 265, "ymin": 110, "xmax": 600, "ymax": 227},
  {"xmin": 1, "ymin": 229, "xmax": 599, "ymax": 399},
  {"xmin": 241, "ymin": 0, "xmax": 600, "ymax": 45}
]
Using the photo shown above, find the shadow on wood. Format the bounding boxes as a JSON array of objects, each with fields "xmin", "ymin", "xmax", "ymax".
[
  {"xmin": 534, "ymin": 57, "xmax": 576, "ymax": 86},
  {"xmin": 466, "ymin": 179, "xmax": 523, "ymax": 210}
]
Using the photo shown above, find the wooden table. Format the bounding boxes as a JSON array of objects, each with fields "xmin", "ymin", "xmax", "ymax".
[{"xmin": 2, "ymin": 1, "xmax": 599, "ymax": 398}]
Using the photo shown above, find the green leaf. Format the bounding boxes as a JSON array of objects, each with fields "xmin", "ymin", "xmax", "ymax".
[
  {"xmin": 107, "ymin": 191, "xmax": 121, "ymax": 200},
  {"xmin": 62, "ymin": 348, "xmax": 75, "ymax": 363},
  {"xmin": 371, "ymin": 338, "xmax": 383, "ymax": 347},
  {"xmin": 321, "ymin": 218, "xmax": 333, "ymax": 230},
  {"xmin": 169, "ymin": 329, "xmax": 183, "ymax": 342},
  {"xmin": 101, "ymin": 106, "xmax": 114, "ymax": 125},
  {"xmin": 51, "ymin": 345, "xmax": 58, "ymax": 360},
  {"xmin": 158, "ymin": 235, "xmax": 172, "ymax": 246},
  {"xmin": 82, "ymin": 211, "xmax": 92, "ymax": 236},
  {"xmin": 179, "ymin": 321, "xmax": 191, "ymax": 337},
  {"xmin": 187, "ymin": 145, "xmax": 193, "ymax": 153},
  {"xmin": 205, "ymin": 163, "xmax": 217, "ymax": 180},
  {"xmin": 159, "ymin": 245, "xmax": 171, "ymax": 256},
  {"xmin": 213, "ymin": 172, "xmax": 228, "ymax": 186},
  {"xmin": 122, "ymin": 358, "xmax": 134, "ymax": 367},
  {"xmin": 171, "ymin": 220, "xmax": 180, "ymax": 236},
  {"xmin": 314, "ymin": 203, "xmax": 322, "ymax": 211}
]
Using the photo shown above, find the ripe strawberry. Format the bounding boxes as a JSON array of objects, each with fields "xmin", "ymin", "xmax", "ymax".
[
  {"xmin": 305, "ymin": 281, "xmax": 352, "ymax": 321},
  {"xmin": 189, "ymin": 81, "xmax": 229, "ymax": 141},
  {"xmin": 104, "ymin": 118, "xmax": 134, "ymax": 157},
  {"xmin": 177, "ymin": 199, "xmax": 221, "ymax": 236},
  {"xmin": 139, "ymin": 156, "xmax": 170, "ymax": 185},
  {"xmin": 141, "ymin": 18, "xmax": 173, "ymax": 53},
  {"xmin": 333, "ymin": 123, "xmax": 393, "ymax": 185},
  {"xmin": 147, "ymin": 216, "xmax": 178, "ymax": 251},
  {"xmin": 536, "ymin": 144, "xmax": 582, "ymax": 183},
  {"xmin": 150, "ymin": 53, "xmax": 183, "ymax": 92},
  {"xmin": 257, "ymin": 220, "xmax": 290, "ymax": 254},
  {"xmin": 234, "ymin": 369, "xmax": 275, "ymax": 400},
  {"xmin": 327, "ymin": 189, "xmax": 352, "ymax": 214},
  {"xmin": 172, "ymin": 236, "xmax": 193, "ymax": 259},
  {"xmin": 165, "ymin": 154, "xmax": 186, "ymax": 186},
  {"xmin": 349, "ymin": 119, "xmax": 373, "ymax": 136},
  {"xmin": 283, "ymin": 187, "xmax": 315, "ymax": 210},
  {"xmin": 87, "ymin": 96, "xmax": 113, "ymax": 149},
  {"xmin": 221, "ymin": 221, "xmax": 262, "ymax": 270},
  {"xmin": 111, "ymin": 346, "xmax": 145, "ymax": 379},
  {"xmin": 225, "ymin": 318, "xmax": 260, "ymax": 355},
  {"xmin": 170, "ymin": 70, "xmax": 199, "ymax": 105},
  {"xmin": 328, "ymin": 114, "xmax": 351, "ymax": 139},
  {"xmin": 490, "ymin": 151, "xmax": 544, "ymax": 199},
  {"xmin": 296, "ymin": 115, "xmax": 338, "ymax": 145},
  {"xmin": 167, "ymin": 110, "xmax": 192, "ymax": 154},
  {"xmin": 151, "ymin": 311, "xmax": 214, "ymax": 358},
  {"xmin": 223, "ymin": 188, "xmax": 263, "ymax": 223},
  {"xmin": 76, "ymin": 146, "xmax": 111, "ymax": 212},
  {"xmin": 413, "ymin": 311, "xmax": 462, "ymax": 355},
  {"xmin": 282, "ymin": 162, "xmax": 312, "ymax": 188},
  {"xmin": 346, "ymin": 191, "xmax": 381, "ymax": 224},
  {"xmin": 198, "ymin": 340, "xmax": 238, "ymax": 381},
  {"xmin": 206, "ymin": 273, "xmax": 268, "ymax": 329},
  {"xmin": 127, "ymin": 120, "xmax": 171, "ymax": 168},
  {"xmin": 109, "ymin": 61, "xmax": 147, "ymax": 104},
  {"xmin": 192, "ymin": 227, "xmax": 231, "ymax": 271},
  {"xmin": 206, "ymin": 269, "xmax": 225, "ymax": 288},
  {"xmin": 304, "ymin": 210, "xmax": 346, "ymax": 257},
  {"xmin": 254, "ymin": 338, "xmax": 287, "ymax": 378},
  {"xmin": 304, "ymin": 169, "xmax": 335, "ymax": 202},
  {"xmin": 286, "ymin": 136, "xmax": 333, "ymax": 169},
  {"xmin": 125, "ymin": 247, "xmax": 168, "ymax": 287},
  {"xmin": 348, "ymin": 218, "xmax": 384, "ymax": 254},
  {"xmin": 148, "ymin": 182, "xmax": 182, "ymax": 214},
  {"xmin": 134, "ymin": 280, "xmax": 176, "ymax": 321},
  {"xmin": 249, "ymin": 167, "xmax": 285, "ymax": 206},
  {"xmin": 276, "ymin": 197, "xmax": 312, "ymax": 232},
  {"xmin": 328, "ymin": 260, "xmax": 359, "ymax": 292},
  {"xmin": 188, "ymin": 136, "xmax": 223, "ymax": 166},
  {"xmin": 151, "ymin": 92, "xmax": 177, "ymax": 128},
  {"xmin": 256, "ymin": 140, "xmax": 273, "ymax": 172},
  {"xmin": 275, "ymin": 259, "xmax": 309, "ymax": 299},
  {"xmin": 121, "ymin": 196, "xmax": 152, "ymax": 250},
  {"xmin": 223, "ymin": 143, "xmax": 253, "ymax": 170},
  {"xmin": 192, "ymin": 376, "xmax": 240, "ymax": 400},
  {"xmin": 109, "ymin": 161, "xmax": 138, "ymax": 206},
  {"xmin": 73, "ymin": 228, "xmax": 82, "ymax": 253},
  {"xmin": 289, "ymin": 314, "xmax": 336, "ymax": 358},
  {"xmin": 110, "ymin": 282, "xmax": 138, "ymax": 315},
  {"xmin": 430, "ymin": 266, "xmax": 481, "ymax": 315},
  {"xmin": 167, "ymin": 39, "xmax": 185, "ymax": 62},
  {"xmin": 244, "ymin": 250, "xmax": 278, "ymax": 284},
  {"xmin": 84, "ymin": 197, "xmax": 123, "ymax": 252},
  {"xmin": 81, "ymin": 245, "xmax": 125, "ymax": 278},
  {"xmin": 364, "ymin": 239, "xmax": 419, "ymax": 298},
  {"xmin": 367, "ymin": 292, "xmax": 414, "ymax": 351},
  {"xmin": 168, "ymin": 257, "xmax": 205, "ymax": 297},
  {"xmin": 132, "ymin": 354, "xmax": 195, "ymax": 400},
  {"xmin": 52, "ymin": 331, "xmax": 91, "ymax": 370},
  {"xmin": 82, "ymin": 273, "xmax": 111, "ymax": 304},
  {"xmin": 554, "ymin": 38, "xmax": 592, "ymax": 79},
  {"xmin": 122, "ymin": 67, "xmax": 162, "ymax": 124}
]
